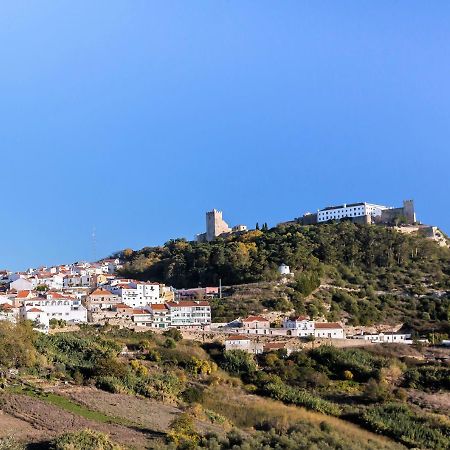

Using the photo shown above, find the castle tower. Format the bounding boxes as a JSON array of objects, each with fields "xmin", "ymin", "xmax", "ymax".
[
  {"xmin": 206, "ymin": 209, "xmax": 231, "ymax": 241},
  {"xmin": 402, "ymin": 200, "xmax": 416, "ymax": 224}
]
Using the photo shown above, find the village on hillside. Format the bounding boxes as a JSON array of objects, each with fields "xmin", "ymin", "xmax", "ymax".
[{"xmin": 0, "ymin": 255, "xmax": 422, "ymax": 356}]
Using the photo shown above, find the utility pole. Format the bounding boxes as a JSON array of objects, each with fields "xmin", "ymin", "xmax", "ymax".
[{"xmin": 219, "ymin": 278, "xmax": 222, "ymax": 299}]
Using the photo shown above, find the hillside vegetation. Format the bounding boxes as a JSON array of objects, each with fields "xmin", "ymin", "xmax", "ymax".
[
  {"xmin": 119, "ymin": 222, "xmax": 450, "ymax": 331},
  {"xmin": 0, "ymin": 321, "xmax": 449, "ymax": 449}
]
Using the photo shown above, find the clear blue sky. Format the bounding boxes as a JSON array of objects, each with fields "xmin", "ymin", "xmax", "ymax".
[{"xmin": 1, "ymin": 1, "xmax": 449, "ymax": 270}]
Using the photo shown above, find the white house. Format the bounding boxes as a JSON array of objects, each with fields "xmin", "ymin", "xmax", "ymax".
[
  {"xmin": 317, "ymin": 202, "xmax": 388, "ymax": 223},
  {"xmin": 352, "ymin": 332, "xmax": 412, "ymax": 344},
  {"xmin": 32, "ymin": 273, "xmax": 64, "ymax": 290},
  {"xmin": 225, "ymin": 335, "xmax": 263, "ymax": 354},
  {"xmin": 22, "ymin": 307, "xmax": 50, "ymax": 332},
  {"xmin": 10, "ymin": 277, "xmax": 33, "ymax": 292},
  {"xmin": 86, "ymin": 288, "xmax": 120, "ymax": 311},
  {"xmin": 314, "ymin": 322, "xmax": 345, "ymax": 339},
  {"xmin": 241, "ymin": 316, "xmax": 271, "ymax": 331},
  {"xmin": 283, "ymin": 315, "xmax": 315, "ymax": 337}
]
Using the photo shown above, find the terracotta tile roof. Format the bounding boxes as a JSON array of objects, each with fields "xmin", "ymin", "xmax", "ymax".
[
  {"xmin": 166, "ymin": 301, "xmax": 210, "ymax": 308},
  {"xmin": 264, "ymin": 342, "xmax": 287, "ymax": 350},
  {"xmin": 46, "ymin": 292, "xmax": 65, "ymax": 299},
  {"xmin": 150, "ymin": 303, "xmax": 168, "ymax": 311},
  {"xmin": 242, "ymin": 315, "xmax": 269, "ymax": 323},
  {"xmin": 315, "ymin": 322, "xmax": 343, "ymax": 329},
  {"xmin": 28, "ymin": 308, "xmax": 43, "ymax": 313},
  {"xmin": 16, "ymin": 290, "xmax": 31, "ymax": 299},
  {"xmin": 90, "ymin": 288, "xmax": 114, "ymax": 296},
  {"xmin": 132, "ymin": 309, "xmax": 151, "ymax": 315},
  {"xmin": 115, "ymin": 303, "xmax": 132, "ymax": 309},
  {"xmin": 225, "ymin": 335, "xmax": 250, "ymax": 341}
]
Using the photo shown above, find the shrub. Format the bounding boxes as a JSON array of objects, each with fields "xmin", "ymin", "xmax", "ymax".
[
  {"xmin": 343, "ymin": 370, "xmax": 353, "ymax": 380},
  {"xmin": 164, "ymin": 338, "xmax": 177, "ymax": 349},
  {"xmin": 146, "ymin": 349, "xmax": 161, "ymax": 362},
  {"xmin": 167, "ymin": 413, "xmax": 199, "ymax": 448},
  {"xmin": 222, "ymin": 350, "xmax": 257, "ymax": 376},
  {"xmin": 95, "ymin": 376, "xmax": 128, "ymax": 394},
  {"xmin": 363, "ymin": 379, "xmax": 391, "ymax": 403},
  {"xmin": 52, "ymin": 429, "xmax": 123, "ymax": 450},
  {"xmin": 182, "ymin": 386, "xmax": 204, "ymax": 404},
  {"xmin": 163, "ymin": 328, "xmax": 183, "ymax": 342}
]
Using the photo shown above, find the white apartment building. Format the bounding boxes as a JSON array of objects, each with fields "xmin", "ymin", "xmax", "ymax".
[
  {"xmin": 317, "ymin": 202, "xmax": 387, "ymax": 223},
  {"xmin": 148, "ymin": 303, "xmax": 171, "ymax": 329},
  {"xmin": 20, "ymin": 296, "xmax": 88, "ymax": 324},
  {"xmin": 166, "ymin": 300, "xmax": 211, "ymax": 327}
]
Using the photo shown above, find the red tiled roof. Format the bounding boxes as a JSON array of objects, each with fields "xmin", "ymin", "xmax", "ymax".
[
  {"xmin": 166, "ymin": 301, "xmax": 209, "ymax": 307},
  {"xmin": 115, "ymin": 303, "xmax": 132, "ymax": 309},
  {"xmin": 47, "ymin": 292, "xmax": 65, "ymax": 299},
  {"xmin": 90, "ymin": 288, "xmax": 114, "ymax": 296},
  {"xmin": 292, "ymin": 315, "xmax": 309, "ymax": 321},
  {"xmin": 16, "ymin": 290, "xmax": 31, "ymax": 299},
  {"xmin": 132, "ymin": 309, "xmax": 150, "ymax": 315},
  {"xmin": 264, "ymin": 342, "xmax": 287, "ymax": 350},
  {"xmin": 242, "ymin": 315, "xmax": 269, "ymax": 323},
  {"xmin": 28, "ymin": 308, "xmax": 43, "ymax": 313},
  {"xmin": 225, "ymin": 335, "xmax": 250, "ymax": 341},
  {"xmin": 315, "ymin": 322, "xmax": 343, "ymax": 329},
  {"xmin": 150, "ymin": 303, "xmax": 168, "ymax": 311}
]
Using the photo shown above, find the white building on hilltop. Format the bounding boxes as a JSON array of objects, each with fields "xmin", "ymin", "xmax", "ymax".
[{"xmin": 317, "ymin": 202, "xmax": 387, "ymax": 223}]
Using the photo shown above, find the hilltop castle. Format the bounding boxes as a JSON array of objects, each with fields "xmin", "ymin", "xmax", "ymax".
[
  {"xmin": 197, "ymin": 209, "xmax": 247, "ymax": 242},
  {"xmin": 300, "ymin": 199, "xmax": 416, "ymax": 225}
]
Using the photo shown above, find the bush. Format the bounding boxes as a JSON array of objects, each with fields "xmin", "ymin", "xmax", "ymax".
[
  {"xmin": 163, "ymin": 328, "xmax": 183, "ymax": 342},
  {"xmin": 221, "ymin": 350, "xmax": 257, "ymax": 376},
  {"xmin": 182, "ymin": 386, "xmax": 204, "ymax": 404},
  {"xmin": 95, "ymin": 376, "xmax": 128, "ymax": 394},
  {"xmin": 164, "ymin": 338, "xmax": 177, "ymax": 349},
  {"xmin": 52, "ymin": 429, "xmax": 123, "ymax": 450},
  {"xmin": 167, "ymin": 413, "xmax": 199, "ymax": 448}
]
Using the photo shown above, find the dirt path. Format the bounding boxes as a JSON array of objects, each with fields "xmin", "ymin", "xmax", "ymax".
[{"xmin": 0, "ymin": 393, "xmax": 162, "ymax": 449}]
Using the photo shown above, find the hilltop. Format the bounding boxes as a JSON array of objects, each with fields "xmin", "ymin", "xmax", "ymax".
[{"xmin": 118, "ymin": 221, "xmax": 450, "ymax": 333}]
